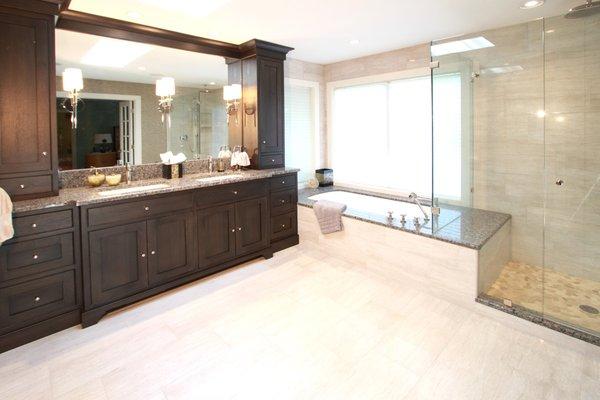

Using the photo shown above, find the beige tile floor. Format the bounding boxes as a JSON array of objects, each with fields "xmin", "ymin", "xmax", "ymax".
[
  {"xmin": 487, "ymin": 261, "xmax": 600, "ymax": 333},
  {"xmin": 1, "ymin": 243, "xmax": 600, "ymax": 400}
]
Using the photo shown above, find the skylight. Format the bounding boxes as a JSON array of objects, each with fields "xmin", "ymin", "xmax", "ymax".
[
  {"xmin": 431, "ymin": 36, "xmax": 494, "ymax": 57},
  {"xmin": 81, "ymin": 38, "xmax": 152, "ymax": 68}
]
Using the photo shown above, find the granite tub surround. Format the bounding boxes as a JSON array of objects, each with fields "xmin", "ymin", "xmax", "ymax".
[
  {"xmin": 298, "ymin": 186, "xmax": 511, "ymax": 250},
  {"xmin": 297, "ymin": 205, "xmax": 509, "ymax": 308},
  {"xmin": 14, "ymin": 168, "xmax": 299, "ymax": 213}
]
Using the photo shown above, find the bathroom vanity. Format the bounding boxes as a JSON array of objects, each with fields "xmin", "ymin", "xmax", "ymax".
[
  {"xmin": 0, "ymin": 1, "xmax": 297, "ymax": 352},
  {"xmin": 0, "ymin": 170, "xmax": 299, "ymax": 352}
]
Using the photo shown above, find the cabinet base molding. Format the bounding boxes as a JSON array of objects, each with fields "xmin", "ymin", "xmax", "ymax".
[
  {"xmin": 271, "ymin": 234, "xmax": 299, "ymax": 253},
  {"xmin": 82, "ymin": 248, "xmax": 273, "ymax": 328},
  {"xmin": 0, "ymin": 309, "xmax": 81, "ymax": 353}
]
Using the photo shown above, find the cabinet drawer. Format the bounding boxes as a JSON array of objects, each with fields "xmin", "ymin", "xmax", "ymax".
[
  {"xmin": 270, "ymin": 189, "xmax": 297, "ymax": 216},
  {"xmin": 195, "ymin": 179, "xmax": 268, "ymax": 208},
  {"xmin": 270, "ymin": 173, "xmax": 297, "ymax": 192},
  {"xmin": 0, "ymin": 175, "xmax": 53, "ymax": 197},
  {"xmin": 0, "ymin": 233, "xmax": 74, "ymax": 282},
  {"xmin": 0, "ymin": 270, "xmax": 77, "ymax": 333},
  {"xmin": 86, "ymin": 192, "xmax": 193, "ymax": 227},
  {"xmin": 271, "ymin": 211, "xmax": 297, "ymax": 241},
  {"xmin": 13, "ymin": 209, "xmax": 73, "ymax": 238},
  {"xmin": 260, "ymin": 154, "xmax": 284, "ymax": 169}
]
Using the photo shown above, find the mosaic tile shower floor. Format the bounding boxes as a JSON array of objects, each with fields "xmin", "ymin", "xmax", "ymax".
[{"xmin": 486, "ymin": 261, "xmax": 600, "ymax": 334}]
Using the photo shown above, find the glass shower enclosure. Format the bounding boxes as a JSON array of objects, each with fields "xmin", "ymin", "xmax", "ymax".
[{"xmin": 431, "ymin": 12, "xmax": 600, "ymax": 340}]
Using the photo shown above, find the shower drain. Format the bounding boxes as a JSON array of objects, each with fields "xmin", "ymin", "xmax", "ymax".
[{"xmin": 579, "ymin": 305, "xmax": 599, "ymax": 315}]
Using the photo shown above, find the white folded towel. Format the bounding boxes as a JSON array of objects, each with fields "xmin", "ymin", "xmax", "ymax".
[
  {"xmin": 160, "ymin": 151, "xmax": 174, "ymax": 164},
  {"xmin": 218, "ymin": 149, "xmax": 232, "ymax": 159},
  {"xmin": 237, "ymin": 151, "xmax": 250, "ymax": 167},
  {"xmin": 160, "ymin": 151, "xmax": 187, "ymax": 164},
  {"xmin": 313, "ymin": 200, "xmax": 347, "ymax": 234},
  {"xmin": 0, "ymin": 187, "xmax": 14, "ymax": 245}
]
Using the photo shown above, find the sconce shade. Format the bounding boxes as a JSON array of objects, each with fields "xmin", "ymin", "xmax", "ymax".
[
  {"xmin": 223, "ymin": 84, "xmax": 242, "ymax": 101},
  {"xmin": 156, "ymin": 77, "xmax": 176, "ymax": 97},
  {"xmin": 62, "ymin": 68, "xmax": 83, "ymax": 92}
]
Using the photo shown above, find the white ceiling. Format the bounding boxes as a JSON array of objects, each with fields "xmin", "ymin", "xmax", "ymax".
[
  {"xmin": 67, "ymin": 0, "xmax": 582, "ymax": 64},
  {"xmin": 55, "ymin": 30, "xmax": 229, "ymax": 87}
]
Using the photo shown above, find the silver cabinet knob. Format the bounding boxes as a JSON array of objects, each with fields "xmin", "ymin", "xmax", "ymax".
[
  {"xmin": 280, "ymin": 199, "xmax": 285, "ymax": 204},
  {"xmin": 237, "ymin": 227, "xmax": 242, "ymax": 231},
  {"xmin": 150, "ymin": 250, "xmax": 156, "ymax": 255},
  {"xmin": 141, "ymin": 253, "xmax": 146, "ymax": 258},
  {"xmin": 31, "ymin": 223, "xmax": 37, "ymax": 228},
  {"xmin": 231, "ymin": 229, "xmax": 235, "ymax": 233},
  {"xmin": 262, "ymin": 140, "xmax": 266, "ymax": 144},
  {"xmin": 34, "ymin": 297, "xmax": 40, "ymax": 302},
  {"xmin": 281, "ymin": 224, "xmax": 286, "ymax": 228},
  {"xmin": 144, "ymin": 206, "xmax": 150, "ymax": 211},
  {"xmin": 281, "ymin": 180, "xmax": 285, "ymax": 184},
  {"xmin": 271, "ymin": 159, "xmax": 275, "ymax": 163},
  {"xmin": 233, "ymin": 190, "xmax": 238, "ymax": 195},
  {"xmin": 556, "ymin": 179, "xmax": 564, "ymax": 186},
  {"xmin": 33, "ymin": 254, "xmax": 39, "ymax": 260},
  {"xmin": 20, "ymin": 184, "xmax": 25, "ymax": 189},
  {"xmin": 42, "ymin": 151, "xmax": 48, "ymax": 157}
]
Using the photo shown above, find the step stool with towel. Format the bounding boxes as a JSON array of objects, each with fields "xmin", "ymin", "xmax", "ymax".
[{"xmin": 313, "ymin": 200, "xmax": 347, "ymax": 234}]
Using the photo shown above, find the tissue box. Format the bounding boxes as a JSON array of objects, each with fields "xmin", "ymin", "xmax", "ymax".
[
  {"xmin": 315, "ymin": 168, "xmax": 333, "ymax": 187},
  {"xmin": 163, "ymin": 163, "xmax": 183, "ymax": 179}
]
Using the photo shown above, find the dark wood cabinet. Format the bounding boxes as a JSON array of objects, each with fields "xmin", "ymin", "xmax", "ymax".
[
  {"xmin": 0, "ymin": 7, "xmax": 58, "ymax": 199},
  {"xmin": 236, "ymin": 41, "xmax": 291, "ymax": 170},
  {"xmin": 148, "ymin": 212, "xmax": 197, "ymax": 285},
  {"xmin": 88, "ymin": 221, "xmax": 148, "ymax": 308},
  {"xmin": 198, "ymin": 204, "xmax": 236, "ymax": 269},
  {"xmin": 235, "ymin": 197, "xmax": 269, "ymax": 256}
]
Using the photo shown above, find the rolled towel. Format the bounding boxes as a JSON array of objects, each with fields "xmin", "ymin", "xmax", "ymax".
[
  {"xmin": 237, "ymin": 151, "xmax": 250, "ymax": 167},
  {"xmin": 0, "ymin": 187, "xmax": 14, "ymax": 245},
  {"xmin": 313, "ymin": 200, "xmax": 347, "ymax": 234}
]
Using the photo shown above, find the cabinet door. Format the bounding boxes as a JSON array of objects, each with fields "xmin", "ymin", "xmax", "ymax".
[
  {"xmin": 147, "ymin": 212, "xmax": 197, "ymax": 286},
  {"xmin": 258, "ymin": 58, "xmax": 284, "ymax": 154},
  {"xmin": 88, "ymin": 222, "xmax": 148, "ymax": 307},
  {"xmin": 235, "ymin": 197, "xmax": 269, "ymax": 256},
  {"xmin": 198, "ymin": 204, "xmax": 236, "ymax": 269},
  {"xmin": 0, "ymin": 13, "xmax": 52, "ymax": 174}
]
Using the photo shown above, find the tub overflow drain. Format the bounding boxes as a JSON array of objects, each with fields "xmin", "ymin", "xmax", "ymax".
[{"xmin": 579, "ymin": 305, "xmax": 599, "ymax": 315}]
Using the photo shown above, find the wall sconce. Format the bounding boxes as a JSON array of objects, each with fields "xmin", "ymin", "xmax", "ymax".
[
  {"xmin": 223, "ymin": 84, "xmax": 242, "ymax": 125},
  {"xmin": 62, "ymin": 68, "xmax": 84, "ymax": 129},
  {"xmin": 156, "ymin": 77, "xmax": 175, "ymax": 127}
]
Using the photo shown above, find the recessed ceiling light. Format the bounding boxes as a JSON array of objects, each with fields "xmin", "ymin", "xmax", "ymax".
[
  {"xmin": 209, "ymin": 82, "xmax": 216, "ymax": 85},
  {"xmin": 536, "ymin": 110, "xmax": 546, "ymax": 118},
  {"xmin": 431, "ymin": 36, "xmax": 494, "ymax": 56},
  {"xmin": 349, "ymin": 39, "xmax": 360, "ymax": 45},
  {"xmin": 546, "ymin": 29, "xmax": 555, "ymax": 33},
  {"xmin": 82, "ymin": 38, "xmax": 151, "ymax": 68},
  {"xmin": 521, "ymin": 1, "xmax": 544, "ymax": 9},
  {"xmin": 555, "ymin": 115, "xmax": 565, "ymax": 122},
  {"xmin": 138, "ymin": 66, "xmax": 147, "ymax": 71},
  {"xmin": 127, "ymin": 11, "xmax": 142, "ymax": 20}
]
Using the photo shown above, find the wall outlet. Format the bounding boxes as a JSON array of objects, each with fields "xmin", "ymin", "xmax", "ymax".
[{"xmin": 503, "ymin": 299, "xmax": 513, "ymax": 307}]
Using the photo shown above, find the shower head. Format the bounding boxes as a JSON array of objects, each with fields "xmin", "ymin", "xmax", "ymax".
[{"xmin": 565, "ymin": 0, "xmax": 600, "ymax": 18}]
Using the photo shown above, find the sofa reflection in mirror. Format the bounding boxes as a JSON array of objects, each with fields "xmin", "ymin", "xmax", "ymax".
[{"xmin": 55, "ymin": 30, "xmax": 230, "ymax": 170}]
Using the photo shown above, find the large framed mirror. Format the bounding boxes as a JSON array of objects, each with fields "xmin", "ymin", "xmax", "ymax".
[{"xmin": 55, "ymin": 29, "xmax": 231, "ymax": 170}]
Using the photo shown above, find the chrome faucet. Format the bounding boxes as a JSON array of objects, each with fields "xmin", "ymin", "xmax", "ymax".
[
  {"xmin": 408, "ymin": 192, "xmax": 430, "ymax": 222},
  {"xmin": 208, "ymin": 156, "xmax": 214, "ymax": 173},
  {"xmin": 125, "ymin": 162, "xmax": 132, "ymax": 185}
]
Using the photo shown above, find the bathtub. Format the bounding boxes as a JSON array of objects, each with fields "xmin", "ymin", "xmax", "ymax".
[{"xmin": 308, "ymin": 190, "xmax": 431, "ymax": 219}]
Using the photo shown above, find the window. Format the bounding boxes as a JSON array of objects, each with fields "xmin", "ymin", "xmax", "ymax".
[
  {"xmin": 329, "ymin": 70, "xmax": 463, "ymax": 200},
  {"xmin": 284, "ymin": 79, "xmax": 320, "ymax": 187}
]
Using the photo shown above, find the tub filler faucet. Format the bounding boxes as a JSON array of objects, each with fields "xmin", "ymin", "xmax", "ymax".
[{"xmin": 408, "ymin": 192, "xmax": 430, "ymax": 222}]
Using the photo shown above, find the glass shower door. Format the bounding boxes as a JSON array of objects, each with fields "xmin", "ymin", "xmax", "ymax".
[{"xmin": 542, "ymin": 14, "xmax": 600, "ymax": 336}]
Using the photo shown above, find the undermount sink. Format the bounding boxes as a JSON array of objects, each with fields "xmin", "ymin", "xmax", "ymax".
[
  {"xmin": 98, "ymin": 183, "xmax": 170, "ymax": 196},
  {"xmin": 196, "ymin": 174, "xmax": 244, "ymax": 183}
]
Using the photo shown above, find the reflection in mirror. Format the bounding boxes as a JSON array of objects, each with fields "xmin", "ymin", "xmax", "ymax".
[{"xmin": 55, "ymin": 30, "xmax": 231, "ymax": 170}]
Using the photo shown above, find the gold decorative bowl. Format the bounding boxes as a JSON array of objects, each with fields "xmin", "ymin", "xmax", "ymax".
[
  {"xmin": 87, "ymin": 173, "xmax": 106, "ymax": 187},
  {"xmin": 105, "ymin": 174, "xmax": 122, "ymax": 186}
]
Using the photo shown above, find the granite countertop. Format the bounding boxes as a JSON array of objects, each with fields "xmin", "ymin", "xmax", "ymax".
[
  {"xmin": 298, "ymin": 186, "xmax": 510, "ymax": 250},
  {"xmin": 13, "ymin": 168, "xmax": 299, "ymax": 213}
]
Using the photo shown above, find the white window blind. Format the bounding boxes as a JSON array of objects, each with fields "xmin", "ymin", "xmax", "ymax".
[
  {"xmin": 284, "ymin": 82, "xmax": 317, "ymax": 186},
  {"xmin": 331, "ymin": 75, "xmax": 432, "ymax": 197},
  {"xmin": 330, "ymin": 72, "xmax": 463, "ymax": 200}
]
